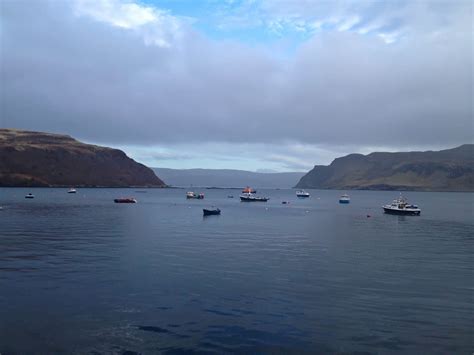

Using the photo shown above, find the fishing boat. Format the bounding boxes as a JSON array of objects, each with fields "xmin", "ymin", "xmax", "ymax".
[
  {"xmin": 296, "ymin": 190, "xmax": 310, "ymax": 197},
  {"xmin": 25, "ymin": 193, "xmax": 34, "ymax": 199},
  {"xmin": 203, "ymin": 207, "xmax": 221, "ymax": 216},
  {"xmin": 68, "ymin": 188, "xmax": 77, "ymax": 194},
  {"xmin": 383, "ymin": 195, "xmax": 420, "ymax": 215},
  {"xmin": 186, "ymin": 191, "xmax": 204, "ymax": 199},
  {"xmin": 240, "ymin": 193, "xmax": 269, "ymax": 202},
  {"xmin": 339, "ymin": 194, "xmax": 350, "ymax": 204},
  {"xmin": 242, "ymin": 186, "xmax": 256, "ymax": 194},
  {"xmin": 114, "ymin": 198, "xmax": 137, "ymax": 203}
]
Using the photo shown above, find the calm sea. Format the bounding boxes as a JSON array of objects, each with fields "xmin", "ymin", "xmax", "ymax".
[{"xmin": 0, "ymin": 188, "xmax": 472, "ymax": 354}]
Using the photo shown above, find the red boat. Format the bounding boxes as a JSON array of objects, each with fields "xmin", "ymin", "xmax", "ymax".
[
  {"xmin": 242, "ymin": 186, "xmax": 256, "ymax": 194},
  {"xmin": 114, "ymin": 198, "xmax": 137, "ymax": 203}
]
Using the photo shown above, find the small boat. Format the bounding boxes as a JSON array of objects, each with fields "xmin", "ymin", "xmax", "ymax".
[
  {"xmin": 242, "ymin": 186, "xmax": 256, "ymax": 194},
  {"xmin": 203, "ymin": 207, "xmax": 221, "ymax": 216},
  {"xmin": 227, "ymin": 195, "xmax": 234, "ymax": 198},
  {"xmin": 240, "ymin": 193, "xmax": 269, "ymax": 202},
  {"xmin": 339, "ymin": 194, "xmax": 350, "ymax": 204},
  {"xmin": 282, "ymin": 201, "xmax": 290, "ymax": 204},
  {"xmin": 186, "ymin": 191, "xmax": 204, "ymax": 199},
  {"xmin": 68, "ymin": 188, "xmax": 77, "ymax": 194},
  {"xmin": 25, "ymin": 193, "xmax": 34, "ymax": 199},
  {"xmin": 383, "ymin": 195, "xmax": 420, "ymax": 215},
  {"xmin": 296, "ymin": 190, "xmax": 310, "ymax": 197},
  {"xmin": 114, "ymin": 198, "xmax": 137, "ymax": 203}
]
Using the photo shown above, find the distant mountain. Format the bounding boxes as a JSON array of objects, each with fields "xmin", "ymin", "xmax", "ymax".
[
  {"xmin": 0, "ymin": 129, "xmax": 165, "ymax": 187},
  {"xmin": 152, "ymin": 168, "xmax": 305, "ymax": 188},
  {"xmin": 296, "ymin": 145, "xmax": 474, "ymax": 191}
]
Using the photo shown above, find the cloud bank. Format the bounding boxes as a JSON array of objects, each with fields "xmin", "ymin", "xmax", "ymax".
[{"xmin": 0, "ymin": 0, "xmax": 472, "ymax": 169}]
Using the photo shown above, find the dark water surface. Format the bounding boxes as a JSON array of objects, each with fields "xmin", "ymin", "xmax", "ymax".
[{"xmin": 0, "ymin": 188, "xmax": 472, "ymax": 354}]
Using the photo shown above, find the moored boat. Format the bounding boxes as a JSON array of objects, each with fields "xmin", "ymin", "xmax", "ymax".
[
  {"xmin": 25, "ymin": 193, "xmax": 34, "ymax": 199},
  {"xmin": 68, "ymin": 188, "xmax": 77, "ymax": 194},
  {"xmin": 114, "ymin": 198, "xmax": 137, "ymax": 203},
  {"xmin": 240, "ymin": 193, "xmax": 269, "ymax": 202},
  {"xmin": 187, "ymin": 191, "xmax": 204, "ymax": 199},
  {"xmin": 296, "ymin": 190, "xmax": 310, "ymax": 197},
  {"xmin": 242, "ymin": 186, "xmax": 256, "ymax": 194},
  {"xmin": 339, "ymin": 194, "xmax": 350, "ymax": 204},
  {"xmin": 383, "ymin": 195, "xmax": 420, "ymax": 215},
  {"xmin": 203, "ymin": 207, "xmax": 221, "ymax": 216}
]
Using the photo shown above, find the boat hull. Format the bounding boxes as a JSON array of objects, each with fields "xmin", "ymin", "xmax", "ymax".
[
  {"xmin": 203, "ymin": 209, "xmax": 220, "ymax": 216},
  {"xmin": 114, "ymin": 198, "xmax": 137, "ymax": 203},
  {"xmin": 240, "ymin": 196, "xmax": 269, "ymax": 202},
  {"xmin": 339, "ymin": 200, "xmax": 350, "ymax": 204},
  {"xmin": 383, "ymin": 207, "xmax": 420, "ymax": 215}
]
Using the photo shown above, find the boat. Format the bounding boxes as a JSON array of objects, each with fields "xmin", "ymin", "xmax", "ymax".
[
  {"xmin": 282, "ymin": 201, "xmax": 290, "ymax": 204},
  {"xmin": 227, "ymin": 195, "xmax": 234, "ymax": 198},
  {"xmin": 25, "ymin": 193, "xmax": 34, "ymax": 199},
  {"xmin": 68, "ymin": 188, "xmax": 77, "ymax": 194},
  {"xmin": 186, "ymin": 191, "xmax": 204, "ymax": 199},
  {"xmin": 339, "ymin": 194, "xmax": 350, "ymax": 204},
  {"xmin": 383, "ymin": 195, "xmax": 420, "ymax": 215},
  {"xmin": 203, "ymin": 207, "xmax": 221, "ymax": 216},
  {"xmin": 242, "ymin": 186, "xmax": 256, "ymax": 194},
  {"xmin": 114, "ymin": 198, "xmax": 137, "ymax": 203},
  {"xmin": 296, "ymin": 190, "xmax": 310, "ymax": 197},
  {"xmin": 240, "ymin": 193, "xmax": 269, "ymax": 202}
]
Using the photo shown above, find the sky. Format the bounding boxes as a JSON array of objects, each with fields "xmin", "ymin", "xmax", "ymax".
[{"xmin": 0, "ymin": 0, "xmax": 472, "ymax": 172}]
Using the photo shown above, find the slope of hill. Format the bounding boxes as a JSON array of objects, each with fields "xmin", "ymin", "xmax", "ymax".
[
  {"xmin": 295, "ymin": 145, "xmax": 474, "ymax": 191},
  {"xmin": 152, "ymin": 168, "xmax": 304, "ymax": 188},
  {"xmin": 0, "ymin": 129, "xmax": 166, "ymax": 187}
]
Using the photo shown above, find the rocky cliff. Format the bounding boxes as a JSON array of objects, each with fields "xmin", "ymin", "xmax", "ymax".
[
  {"xmin": 296, "ymin": 145, "xmax": 474, "ymax": 191},
  {"xmin": 0, "ymin": 129, "xmax": 166, "ymax": 187}
]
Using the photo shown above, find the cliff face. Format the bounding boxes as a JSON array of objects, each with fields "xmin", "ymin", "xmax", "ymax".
[
  {"xmin": 0, "ymin": 129, "xmax": 166, "ymax": 187},
  {"xmin": 296, "ymin": 145, "xmax": 474, "ymax": 191}
]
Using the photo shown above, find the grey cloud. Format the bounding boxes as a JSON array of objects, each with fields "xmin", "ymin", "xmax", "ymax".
[{"xmin": 0, "ymin": 0, "xmax": 472, "ymax": 152}]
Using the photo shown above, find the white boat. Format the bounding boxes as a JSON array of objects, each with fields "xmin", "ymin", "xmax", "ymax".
[
  {"xmin": 68, "ymin": 188, "xmax": 77, "ymax": 194},
  {"xmin": 25, "ymin": 193, "xmax": 34, "ymax": 199},
  {"xmin": 187, "ymin": 191, "xmax": 204, "ymax": 199},
  {"xmin": 383, "ymin": 195, "xmax": 420, "ymax": 215},
  {"xmin": 296, "ymin": 190, "xmax": 310, "ymax": 197},
  {"xmin": 339, "ymin": 194, "xmax": 350, "ymax": 204}
]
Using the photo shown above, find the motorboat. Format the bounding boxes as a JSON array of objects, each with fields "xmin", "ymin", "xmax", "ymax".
[
  {"xmin": 187, "ymin": 191, "xmax": 204, "ymax": 199},
  {"xmin": 383, "ymin": 195, "xmax": 420, "ymax": 215},
  {"xmin": 203, "ymin": 207, "xmax": 221, "ymax": 216},
  {"xmin": 68, "ymin": 188, "xmax": 77, "ymax": 194},
  {"xmin": 25, "ymin": 193, "xmax": 34, "ymax": 199},
  {"xmin": 114, "ymin": 198, "xmax": 137, "ymax": 203},
  {"xmin": 240, "ymin": 193, "xmax": 269, "ymax": 202},
  {"xmin": 339, "ymin": 194, "xmax": 350, "ymax": 204},
  {"xmin": 296, "ymin": 190, "xmax": 310, "ymax": 197}
]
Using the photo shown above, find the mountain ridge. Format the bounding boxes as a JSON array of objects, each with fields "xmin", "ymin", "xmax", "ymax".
[
  {"xmin": 152, "ymin": 167, "xmax": 305, "ymax": 188},
  {"xmin": 295, "ymin": 144, "xmax": 474, "ymax": 191},
  {"xmin": 0, "ymin": 128, "xmax": 166, "ymax": 187}
]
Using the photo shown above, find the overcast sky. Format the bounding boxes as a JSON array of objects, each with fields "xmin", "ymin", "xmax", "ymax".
[{"xmin": 1, "ymin": 0, "xmax": 472, "ymax": 171}]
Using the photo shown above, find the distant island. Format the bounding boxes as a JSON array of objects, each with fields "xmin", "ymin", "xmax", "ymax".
[
  {"xmin": 296, "ymin": 145, "xmax": 474, "ymax": 192},
  {"xmin": 152, "ymin": 168, "xmax": 305, "ymax": 189},
  {"xmin": 0, "ymin": 129, "xmax": 166, "ymax": 187}
]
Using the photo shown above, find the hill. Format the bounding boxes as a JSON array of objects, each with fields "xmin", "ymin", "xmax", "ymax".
[
  {"xmin": 295, "ymin": 145, "xmax": 474, "ymax": 191},
  {"xmin": 152, "ymin": 168, "xmax": 304, "ymax": 188},
  {"xmin": 0, "ymin": 129, "xmax": 165, "ymax": 187}
]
